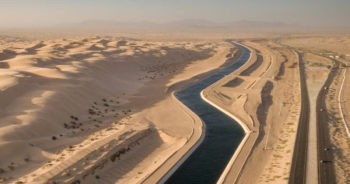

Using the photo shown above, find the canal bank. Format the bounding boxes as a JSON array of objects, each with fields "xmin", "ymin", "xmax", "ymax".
[{"xmin": 164, "ymin": 42, "xmax": 251, "ymax": 184}]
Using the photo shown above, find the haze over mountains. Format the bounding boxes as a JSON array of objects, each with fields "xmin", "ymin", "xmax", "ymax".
[
  {"xmin": 2, "ymin": 19, "xmax": 349, "ymax": 34},
  {"xmin": 67, "ymin": 20, "xmax": 294, "ymax": 32}
]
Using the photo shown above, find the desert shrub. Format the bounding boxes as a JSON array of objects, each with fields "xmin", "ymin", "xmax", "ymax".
[
  {"xmin": 8, "ymin": 165, "xmax": 15, "ymax": 171},
  {"xmin": 72, "ymin": 180, "xmax": 80, "ymax": 184}
]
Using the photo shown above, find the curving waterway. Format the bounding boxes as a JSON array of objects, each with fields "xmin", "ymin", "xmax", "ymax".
[{"xmin": 165, "ymin": 41, "xmax": 251, "ymax": 184}]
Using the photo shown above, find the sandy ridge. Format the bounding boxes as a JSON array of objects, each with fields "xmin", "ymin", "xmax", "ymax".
[
  {"xmin": 148, "ymin": 92, "xmax": 206, "ymax": 184},
  {"xmin": 338, "ymin": 68, "xmax": 350, "ymax": 138}
]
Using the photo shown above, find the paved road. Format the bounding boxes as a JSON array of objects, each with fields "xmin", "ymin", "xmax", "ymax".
[
  {"xmin": 316, "ymin": 60, "xmax": 338, "ymax": 184},
  {"xmin": 288, "ymin": 51, "xmax": 310, "ymax": 184}
]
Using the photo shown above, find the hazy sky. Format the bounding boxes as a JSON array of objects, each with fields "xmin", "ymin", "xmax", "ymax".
[{"xmin": 0, "ymin": 0, "xmax": 349, "ymax": 27}]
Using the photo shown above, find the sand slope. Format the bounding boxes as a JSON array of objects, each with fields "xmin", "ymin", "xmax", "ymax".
[{"xmin": 0, "ymin": 36, "xmax": 233, "ymax": 183}]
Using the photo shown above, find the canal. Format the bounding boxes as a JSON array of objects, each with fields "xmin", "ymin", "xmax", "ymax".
[{"xmin": 165, "ymin": 41, "xmax": 251, "ymax": 184}]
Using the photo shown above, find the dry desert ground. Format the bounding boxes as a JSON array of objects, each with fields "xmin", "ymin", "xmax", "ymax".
[{"xmin": 0, "ymin": 33, "xmax": 349, "ymax": 184}]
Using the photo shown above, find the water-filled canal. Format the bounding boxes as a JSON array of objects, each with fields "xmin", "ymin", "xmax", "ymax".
[{"xmin": 165, "ymin": 41, "xmax": 251, "ymax": 184}]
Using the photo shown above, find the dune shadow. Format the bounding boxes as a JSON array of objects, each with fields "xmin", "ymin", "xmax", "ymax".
[
  {"xmin": 97, "ymin": 39, "xmax": 111, "ymax": 47},
  {"xmin": 275, "ymin": 55, "xmax": 288, "ymax": 80},
  {"xmin": 116, "ymin": 40, "xmax": 127, "ymax": 47},
  {"xmin": 223, "ymin": 77, "xmax": 244, "ymax": 88},
  {"xmin": 0, "ymin": 49, "xmax": 17, "ymax": 61},
  {"xmin": 240, "ymin": 54, "xmax": 263, "ymax": 76},
  {"xmin": 255, "ymin": 80, "xmax": 274, "ymax": 145},
  {"xmin": 24, "ymin": 42, "xmax": 46, "ymax": 55},
  {"xmin": 0, "ymin": 61, "xmax": 10, "ymax": 68}
]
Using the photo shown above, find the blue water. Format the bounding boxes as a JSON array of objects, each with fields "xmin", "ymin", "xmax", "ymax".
[{"xmin": 165, "ymin": 41, "xmax": 251, "ymax": 184}]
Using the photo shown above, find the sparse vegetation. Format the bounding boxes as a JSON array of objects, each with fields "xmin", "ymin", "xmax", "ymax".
[
  {"xmin": 8, "ymin": 165, "xmax": 15, "ymax": 171},
  {"xmin": 72, "ymin": 180, "xmax": 80, "ymax": 184},
  {"xmin": 288, "ymin": 62, "xmax": 297, "ymax": 68}
]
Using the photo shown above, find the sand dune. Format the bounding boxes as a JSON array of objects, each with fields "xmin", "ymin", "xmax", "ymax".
[
  {"xmin": 0, "ymin": 35, "xmax": 233, "ymax": 183},
  {"xmin": 1, "ymin": 33, "xmax": 349, "ymax": 184},
  {"xmin": 0, "ymin": 34, "xmax": 235, "ymax": 183}
]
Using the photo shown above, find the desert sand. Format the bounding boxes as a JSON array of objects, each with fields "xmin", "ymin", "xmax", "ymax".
[
  {"xmin": 0, "ymin": 35, "xmax": 237, "ymax": 183},
  {"xmin": 1, "ymin": 33, "xmax": 349, "ymax": 184}
]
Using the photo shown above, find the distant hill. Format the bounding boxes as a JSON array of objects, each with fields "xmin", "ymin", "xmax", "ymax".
[
  {"xmin": 54, "ymin": 19, "xmax": 307, "ymax": 33},
  {"xmin": 2, "ymin": 19, "xmax": 349, "ymax": 34}
]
